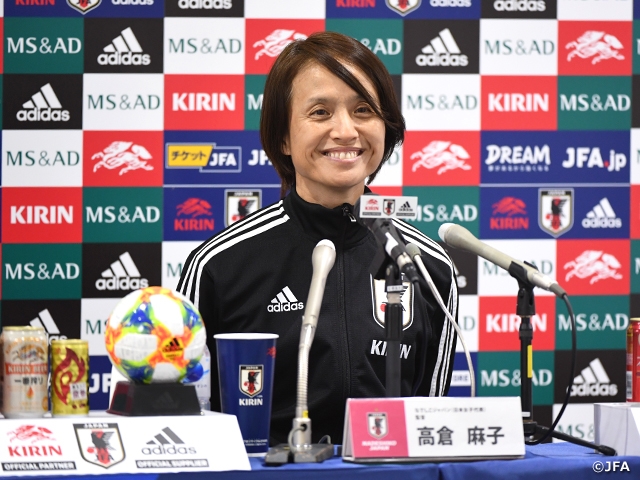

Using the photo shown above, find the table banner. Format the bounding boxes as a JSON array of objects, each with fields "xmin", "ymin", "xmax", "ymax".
[{"xmin": 0, "ymin": 411, "xmax": 250, "ymax": 476}]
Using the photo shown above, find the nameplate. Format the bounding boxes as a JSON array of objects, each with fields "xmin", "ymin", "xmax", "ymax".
[
  {"xmin": 0, "ymin": 411, "xmax": 249, "ymax": 476},
  {"xmin": 359, "ymin": 196, "xmax": 418, "ymax": 220},
  {"xmin": 342, "ymin": 397, "xmax": 525, "ymax": 462}
]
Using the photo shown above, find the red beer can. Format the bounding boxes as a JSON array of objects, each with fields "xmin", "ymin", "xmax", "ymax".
[{"xmin": 627, "ymin": 318, "xmax": 640, "ymax": 401}]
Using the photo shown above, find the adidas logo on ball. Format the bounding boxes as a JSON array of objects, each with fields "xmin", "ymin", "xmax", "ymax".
[{"xmin": 95, "ymin": 252, "xmax": 149, "ymax": 291}]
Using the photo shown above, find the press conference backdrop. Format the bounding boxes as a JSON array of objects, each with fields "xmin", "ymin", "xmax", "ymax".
[{"xmin": 0, "ymin": 0, "xmax": 638, "ymax": 446}]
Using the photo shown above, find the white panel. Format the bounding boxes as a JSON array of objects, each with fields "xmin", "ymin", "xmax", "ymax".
[
  {"xmin": 402, "ymin": 74, "xmax": 481, "ymax": 131},
  {"xmin": 480, "ymin": 19, "xmax": 558, "ymax": 76},
  {"xmin": 245, "ymin": 0, "xmax": 325, "ymax": 18},
  {"xmin": 558, "ymin": 0, "xmax": 632, "ymax": 20},
  {"xmin": 164, "ymin": 18, "xmax": 245, "ymax": 74}
]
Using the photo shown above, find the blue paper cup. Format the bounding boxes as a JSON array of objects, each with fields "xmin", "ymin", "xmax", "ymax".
[{"xmin": 214, "ymin": 333, "xmax": 278, "ymax": 455}]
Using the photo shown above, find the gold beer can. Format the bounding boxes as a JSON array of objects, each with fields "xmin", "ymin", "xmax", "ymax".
[
  {"xmin": 2, "ymin": 326, "xmax": 49, "ymax": 418},
  {"xmin": 50, "ymin": 339, "xmax": 89, "ymax": 416}
]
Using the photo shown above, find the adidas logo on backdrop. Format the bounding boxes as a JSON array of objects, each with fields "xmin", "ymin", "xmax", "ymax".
[
  {"xmin": 582, "ymin": 198, "xmax": 622, "ymax": 229},
  {"xmin": 416, "ymin": 28, "xmax": 468, "ymax": 67},
  {"xmin": 141, "ymin": 427, "xmax": 196, "ymax": 455},
  {"xmin": 98, "ymin": 28, "xmax": 150, "ymax": 66},
  {"xmin": 95, "ymin": 252, "xmax": 149, "ymax": 291},
  {"xmin": 30, "ymin": 309, "xmax": 67, "ymax": 343},
  {"xmin": 570, "ymin": 358, "xmax": 618, "ymax": 397},
  {"xmin": 17, "ymin": 84, "xmax": 70, "ymax": 122},
  {"xmin": 267, "ymin": 286, "xmax": 304, "ymax": 313}
]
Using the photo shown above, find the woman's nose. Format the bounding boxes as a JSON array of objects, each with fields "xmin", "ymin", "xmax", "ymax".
[{"xmin": 330, "ymin": 109, "xmax": 358, "ymax": 141}]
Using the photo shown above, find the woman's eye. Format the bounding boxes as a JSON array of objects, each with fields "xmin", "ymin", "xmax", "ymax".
[
  {"xmin": 312, "ymin": 109, "xmax": 328, "ymax": 116},
  {"xmin": 356, "ymin": 105, "xmax": 373, "ymax": 114}
]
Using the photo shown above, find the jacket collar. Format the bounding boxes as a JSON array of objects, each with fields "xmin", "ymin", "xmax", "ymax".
[{"xmin": 283, "ymin": 186, "xmax": 371, "ymax": 248}]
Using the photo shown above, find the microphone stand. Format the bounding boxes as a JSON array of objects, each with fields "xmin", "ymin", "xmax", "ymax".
[
  {"xmin": 384, "ymin": 263, "xmax": 403, "ymax": 397},
  {"xmin": 367, "ymin": 220, "xmax": 404, "ymax": 397},
  {"xmin": 507, "ymin": 262, "xmax": 615, "ymax": 455}
]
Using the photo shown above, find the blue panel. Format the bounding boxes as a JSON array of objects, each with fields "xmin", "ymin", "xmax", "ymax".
[
  {"xmin": 5, "ymin": 0, "xmax": 164, "ymax": 17},
  {"xmin": 163, "ymin": 130, "xmax": 281, "ymax": 186},
  {"xmin": 325, "ymin": 0, "xmax": 479, "ymax": 19},
  {"xmin": 481, "ymin": 131, "xmax": 630, "ymax": 185}
]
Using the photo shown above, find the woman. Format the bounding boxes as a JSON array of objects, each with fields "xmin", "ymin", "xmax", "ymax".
[{"xmin": 178, "ymin": 31, "xmax": 458, "ymax": 445}]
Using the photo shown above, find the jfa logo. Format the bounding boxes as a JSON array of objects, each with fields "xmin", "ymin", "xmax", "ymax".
[
  {"xmin": 367, "ymin": 412, "xmax": 388, "ymax": 439},
  {"xmin": 239, "ymin": 365, "xmax": 263, "ymax": 397}
]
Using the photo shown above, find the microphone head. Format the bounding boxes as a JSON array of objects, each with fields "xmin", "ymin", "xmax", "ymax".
[
  {"xmin": 406, "ymin": 243, "xmax": 421, "ymax": 259},
  {"xmin": 312, "ymin": 239, "xmax": 336, "ymax": 273},
  {"xmin": 438, "ymin": 223, "xmax": 456, "ymax": 242}
]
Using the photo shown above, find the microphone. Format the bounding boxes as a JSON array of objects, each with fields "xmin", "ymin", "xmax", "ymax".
[
  {"xmin": 438, "ymin": 223, "xmax": 566, "ymax": 297},
  {"xmin": 300, "ymin": 239, "xmax": 336, "ymax": 347}
]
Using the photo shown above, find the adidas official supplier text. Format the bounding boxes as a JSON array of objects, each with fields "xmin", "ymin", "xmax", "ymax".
[
  {"xmin": 17, "ymin": 84, "xmax": 70, "ymax": 122},
  {"xmin": 96, "ymin": 252, "xmax": 149, "ymax": 291},
  {"xmin": 416, "ymin": 28, "xmax": 468, "ymax": 67},
  {"xmin": 98, "ymin": 28, "xmax": 150, "ymax": 66},
  {"xmin": 141, "ymin": 428, "xmax": 196, "ymax": 455},
  {"xmin": 267, "ymin": 286, "xmax": 303, "ymax": 313}
]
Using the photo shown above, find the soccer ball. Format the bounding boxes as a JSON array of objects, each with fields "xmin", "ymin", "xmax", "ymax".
[{"xmin": 105, "ymin": 286, "xmax": 207, "ymax": 384}]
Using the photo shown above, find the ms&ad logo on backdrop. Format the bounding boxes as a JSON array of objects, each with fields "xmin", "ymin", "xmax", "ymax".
[
  {"xmin": 83, "ymin": 131, "xmax": 164, "ymax": 187},
  {"xmin": 557, "ymin": 239, "xmax": 630, "ymax": 295},
  {"xmin": 163, "ymin": 130, "xmax": 281, "ymax": 185},
  {"xmin": 482, "ymin": 75, "xmax": 556, "ymax": 130},
  {"xmin": 403, "ymin": 131, "xmax": 479, "ymax": 186},
  {"xmin": 2, "ymin": 187, "xmax": 82, "ymax": 244},
  {"xmin": 558, "ymin": 21, "xmax": 632, "ymax": 76},
  {"xmin": 164, "ymin": 74, "xmax": 243, "ymax": 130}
]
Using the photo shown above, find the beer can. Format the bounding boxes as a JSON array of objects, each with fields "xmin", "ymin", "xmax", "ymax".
[
  {"xmin": 2, "ymin": 326, "xmax": 49, "ymax": 418},
  {"xmin": 50, "ymin": 339, "xmax": 89, "ymax": 416},
  {"xmin": 626, "ymin": 318, "xmax": 640, "ymax": 402}
]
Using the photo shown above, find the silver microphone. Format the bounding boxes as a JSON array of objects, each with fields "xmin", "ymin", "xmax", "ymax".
[{"xmin": 438, "ymin": 223, "xmax": 566, "ymax": 297}]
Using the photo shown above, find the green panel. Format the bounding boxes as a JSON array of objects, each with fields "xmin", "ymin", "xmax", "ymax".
[
  {"xmin": 632, "ymin": 240, "xmax": 640, "ymax": 294},
  {"xmin": 555, "ymin": 295, "xmax": 628, "ymax": 350},
  {"xmin": 2, "ymin": 244, "xmax": 82, "ymax": 299},
  {"xmin": 477, "ymin": 351, "xmax": 554, "ymax": 406},
  {"xmin": 558, "ymin": 76, "xmax": 631, "ymax": 130},
  {"xmin": 245, "ymin": 75, "xmax": 266, "ymax": 131},
  {"xmin": 4, "ymin": 18, "xmax": 84, "ymax": 74},
  {"xmin": 326, "ymin": 19, "xmax": 403, "ymax": 75},
  {"xmin": 83, "ymin": 187, "xmax": 163, "ymax": 243},
  {"xmin": 403, "ymin": 186, "xmax": 479, "ymax": 239}
]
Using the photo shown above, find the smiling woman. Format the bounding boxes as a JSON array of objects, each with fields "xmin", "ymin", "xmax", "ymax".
[
  {"xmin": 260, "ymin": 31, "xmax": 404, "ymax": 202},
  {"xmin": 178, "ymin": 31, "xmax": 459, "ymax": 447}
]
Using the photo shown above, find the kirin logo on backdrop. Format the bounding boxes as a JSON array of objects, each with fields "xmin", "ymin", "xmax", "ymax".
[
  {"xmin": 253, "ymin": 29, "xmax": 306, "ymax": 60},
  {"xmin": 564, "ymin": 251, "xmax": 623, "ymax": 285},
  {"xmin": 175, "ymin": 197, "xmax": 214, "ymax": 232},
  {"xmin": 490, "ymin": 197, "xmax": 529, "ymax": 231},
  {"xmin": 410, "ymin": 141, "xmax": 471, "ymax": 175},
  {"xmin": 92, "ymin": 141, "xmax": 153, "ymax": 175}
]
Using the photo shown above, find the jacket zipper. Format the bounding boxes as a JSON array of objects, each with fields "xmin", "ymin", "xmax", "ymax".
[{"xmin": 339, "ymin": 205, "xmax": 354, "ymax": 401}]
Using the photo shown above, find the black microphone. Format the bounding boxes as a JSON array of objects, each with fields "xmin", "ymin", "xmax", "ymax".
[
  {"xmin": 355, "ymin": 206, "xmax": 420, "ymax": 283},
  {"xmin": 438, "ymin": 223, "xmax": 566, "ymax": 297}
]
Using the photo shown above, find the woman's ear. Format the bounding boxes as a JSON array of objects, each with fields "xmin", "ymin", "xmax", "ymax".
[{"xmin": 282, "ymin": 137, "xmax": 291, "ymax": 156}]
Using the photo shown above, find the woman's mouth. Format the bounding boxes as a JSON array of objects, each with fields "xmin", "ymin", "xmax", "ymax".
[{"xmin": 323, "ymin": 149, "xmax": 363, "ymax": 160}]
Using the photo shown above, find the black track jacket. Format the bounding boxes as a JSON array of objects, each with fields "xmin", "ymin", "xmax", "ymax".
[{"xmin": 178, "ymin": 188, "xmax": 458, "ymax": 445}]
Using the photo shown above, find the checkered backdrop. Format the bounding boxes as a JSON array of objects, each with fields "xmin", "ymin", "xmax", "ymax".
[{"xmin": 0, "ymin": 0, "xmax": 638, "ymax": 443}]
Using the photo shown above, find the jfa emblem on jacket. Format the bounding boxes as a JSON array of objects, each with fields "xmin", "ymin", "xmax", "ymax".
[
  {"xmin": 239, "ymin": 365, "xmax": 263, "ymax": 397},
  {"xmin": 67, "ymin": 0, "xmax": 101, "ymax": 14},
  {"xmin": 74, "ymin": 423, "xmax": 125, "ymax": 469},
  {"xmin": 368, "ymin": 413, "xmax": 388, "ymax": 439},
  {"xmin": 539, "ymin": 189, "xmax": 574, "ymax": 238},
  {"xmin": 371, "ymin": 277, "xmax": 414, "ymax": 330}
]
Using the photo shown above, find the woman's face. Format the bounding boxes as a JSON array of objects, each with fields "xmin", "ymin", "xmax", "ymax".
[{"xmin": 283, "ymin": 62, "xmax": 386, "ymax": 208}]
